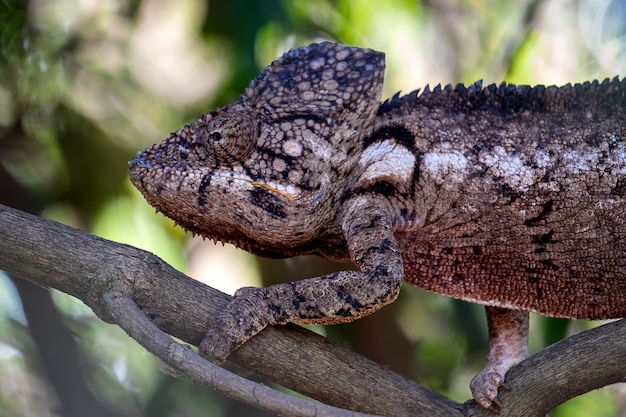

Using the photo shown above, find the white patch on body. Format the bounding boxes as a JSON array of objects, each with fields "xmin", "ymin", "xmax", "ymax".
[
  {"xmin": 561, "ymin": 149, "xmax": 596, "ymax": 174},
  {"xmin": 533, "ymin": 150, "xmax": 551, "ymax": 168},
  {"xmin": 422, "ymin": 150, "xmax": 469, "ymax": 184},
  {"xmin": 479, "ymin": 146, "xmax": 535, "ymax": 191},
  {"xmin": 559, "ymin": 134, "xmax": 626, "ymax": 176},
  {"xmin": 359, "ymin": 140, "xmax": 415, "ymax": 182}
]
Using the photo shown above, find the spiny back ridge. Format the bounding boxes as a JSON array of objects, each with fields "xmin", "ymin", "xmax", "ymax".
[{"xmin": 378, "ymin": 77, "xmax": 626, "ymax": 116}]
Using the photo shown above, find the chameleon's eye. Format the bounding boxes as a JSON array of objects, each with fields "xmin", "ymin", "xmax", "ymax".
[
  {"xmin": 210, "ymin": 131, "xmax": 223, "ymax": 142},
  {"xmin": 202, "ymin": 113, "xmax": 257, "ymax": 162}
]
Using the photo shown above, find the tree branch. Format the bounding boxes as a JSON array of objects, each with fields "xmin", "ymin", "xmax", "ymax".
[
  {"xmin": 104, "ymin": 291, "xmax": 380, "ymax": 417},
  {"xmin": 0, "ymin": 203, "xmax": 623, "ymax": 417}
]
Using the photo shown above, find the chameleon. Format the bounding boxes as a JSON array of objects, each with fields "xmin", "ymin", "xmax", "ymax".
[{"xmin": 129, "ymin": 41, "xmax": 626, "ymax": 409}]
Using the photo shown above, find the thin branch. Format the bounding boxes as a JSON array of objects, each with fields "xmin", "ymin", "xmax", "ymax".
[
  {"xmin": 0, "ymin": 203, "xmax": 624, "ymax": 417},
  {"xmin": 104, "ymin": 291, "xmax": 381, "ymax": 417}
]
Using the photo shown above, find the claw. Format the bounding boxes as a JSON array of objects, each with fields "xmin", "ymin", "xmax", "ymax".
[
  {"xmin": 198, "ymin": 289, "xmax": 271, "ymax": 363},
  {"xmin": 198, "ymin": 314, "xmax": 244, "ymax": 363},
  {"xmin": 198, "ymin": 333, "xmax": 230, "ymax": 364},
  {"xmin": 470, "ymin": 369, "xmax": 506, "ymax": 409}
]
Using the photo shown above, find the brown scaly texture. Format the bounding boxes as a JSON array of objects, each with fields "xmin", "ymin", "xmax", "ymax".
[
  {"xmin": 129, "ymin": 42, "xmax": 626, "ymax": 409},
  {"xmin": 380, "ymin": 80, "xmax": 626, "ymax": 320}
]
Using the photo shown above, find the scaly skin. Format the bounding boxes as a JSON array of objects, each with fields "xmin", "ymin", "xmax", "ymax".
[{"xmin": 129, "ymin": 42, "xmax": 626, "ymax": 409}]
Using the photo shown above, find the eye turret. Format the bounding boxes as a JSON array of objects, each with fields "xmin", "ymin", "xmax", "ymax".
[{"xmin": 198, "ymin": 112, "xmax": 257, "ymax": 162}]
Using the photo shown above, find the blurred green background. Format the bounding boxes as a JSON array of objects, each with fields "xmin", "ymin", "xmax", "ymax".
[{"xmin": 1, "ymin": 0, "xmax": 625, "ymax": 416}]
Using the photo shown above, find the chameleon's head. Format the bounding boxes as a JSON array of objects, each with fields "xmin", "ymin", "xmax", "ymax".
[
  {"xmin": 129, "ymin": 42, "xmax": 385, "ymax": 257},
  {"xmin": 129, "ymin": 105, "xmax": 335, "ymax": 256}
]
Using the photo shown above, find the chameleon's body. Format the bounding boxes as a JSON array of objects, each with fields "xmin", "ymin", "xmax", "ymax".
[{"xmin": 129, "ymin": 42, "xmax": 626, "ymax": 409}]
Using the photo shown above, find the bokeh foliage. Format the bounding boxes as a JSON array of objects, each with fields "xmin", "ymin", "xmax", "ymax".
[{"xmin": 1, "ymin": 0, "xmax": 625, "ymax": 416}]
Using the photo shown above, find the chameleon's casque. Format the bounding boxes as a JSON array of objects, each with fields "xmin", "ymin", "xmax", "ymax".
[{"xmin": 130, "ymin": 42, "xmax": 626, "ymax": 409}]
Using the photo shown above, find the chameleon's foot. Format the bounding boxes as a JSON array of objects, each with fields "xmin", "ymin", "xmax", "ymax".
[
  {"xmin": 470, "ymin": 307, "xmax": 528, "ymax": 409},
  {"xmin": 198, "ymin": 287, "xmax": 270, "ymax": 363},
  {"xmin": 198, "ymin": 314, "xmax": 243, "ymax": 363},
  {"xmin": 470, "ymin": 368, "xmax": 508, "ymax": 409}
]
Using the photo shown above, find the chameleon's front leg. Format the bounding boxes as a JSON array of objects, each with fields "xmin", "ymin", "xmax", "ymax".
[
  {"xmin": 470, "ymin": 306, "xmax": 530, "ymax": 409},
  {"xmin": 199, "ymin": 197, "xmax": 404, "ymax": 362}
]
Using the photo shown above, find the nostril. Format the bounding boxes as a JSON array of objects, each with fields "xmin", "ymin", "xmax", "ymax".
[{"xmin": 129, "ymin": 154, "xmax": 152, "ymax": 169}]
